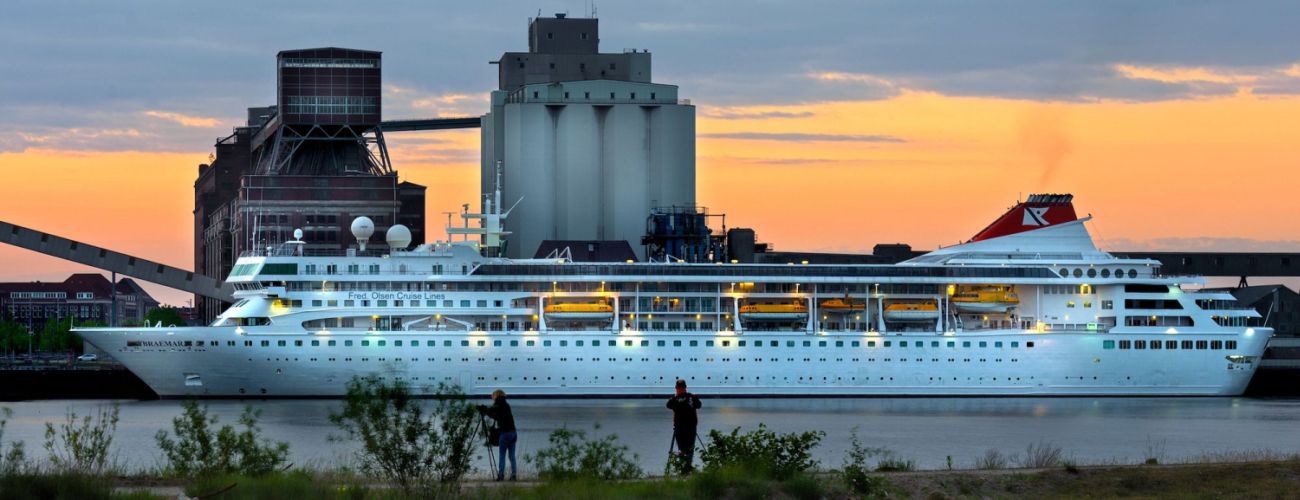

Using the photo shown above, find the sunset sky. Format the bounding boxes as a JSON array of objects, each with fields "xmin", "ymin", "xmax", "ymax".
[{"xmin": 2, "ymin": 1, "xmax": 1299, "ymax": 305}]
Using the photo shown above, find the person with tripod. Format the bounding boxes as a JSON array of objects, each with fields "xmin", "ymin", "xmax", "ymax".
[
  {"xmin": 477, "ymin": 389, "xmax": 517, "ymax": 481},
  {"xmin": 666, "ymin": 379, "xmax": 702, "ymax": 472}
]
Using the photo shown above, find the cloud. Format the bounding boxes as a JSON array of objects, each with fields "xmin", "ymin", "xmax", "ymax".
[
  {"xmin": 698, "ymin": 132, "xmax": 906, "ymax": 143},
  {"xmin": 1285, "ymin": 64, "xmax": 1300, "ymax": 78},
  {"xmin": 142, "ymin": 110, "xmax": 220, "ymax": 128},
  {"xmin": 1113, "ymin": 64, "xmax": 1257, "ymax": 84},
  {"xmin": 701, "ymin": 108, "xmax": 815, "ymax": 120},
  {"xmin": 808, "ymin": 71, "xmax": 900, "ymax": 89}
]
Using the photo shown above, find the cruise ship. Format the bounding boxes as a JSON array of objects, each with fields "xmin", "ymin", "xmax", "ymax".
[{"xmin": 76, "ymin": 194, "xmax": 1269, "ymax": 397}]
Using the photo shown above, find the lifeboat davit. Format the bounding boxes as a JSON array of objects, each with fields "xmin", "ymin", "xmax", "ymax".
[
  {"xmin": 883, "ymin": 302, "xmax": 939, "ymax": 322},
  {"xmin": 951, "ymin": 286, "xmax": 1019, "ymax": 313},
  {"xmin": 819, "ymin": 298, "xmax": 866, "ymax": 312},
  {"xmin": 544, "ymin": 303, "xmax": 614, "ymax": 320},
  {"xmin": 740, "ymin": 303, "xmax": 809, "ymax": 321}
]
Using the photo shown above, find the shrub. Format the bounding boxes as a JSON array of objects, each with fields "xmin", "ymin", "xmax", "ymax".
[
  {"xmin": 527, "ymin": 425, "xmax": 642, "ymax": 481},
  {"xmin": 155, "ymin": 400, "xmax": 290, "ymax": 477},
  {"xmin": 840, "ymin": 429, "xmax": 889, "ymax": 496},
  {"xmin": 874, "ymin": 455, "xmax": 916, "ymax": 472},
  {"xmin": 975, "ymin": 448, "xmax": 1010, "ymax": 470},
  {"xmin": 1143, "ymin": 436, "xmax": 1167, "ymax": 465},
  {"xmin": 0, "ymin": 407, "xmax": 26, "ymax": 475},
  {"xmin": 699, "ymin": 424, "xmax": 824, "ymax": 480},
  {"xmin": 1017, "ymin": 440, "xmax": 1063, "ymax": 469},
  {"xmin": 43, "ymin": 403, "xmax": 119, "ymax": 475},
  {"xmin": 329, "ymin": 376, "xmax": 478, "ymax": 493}
]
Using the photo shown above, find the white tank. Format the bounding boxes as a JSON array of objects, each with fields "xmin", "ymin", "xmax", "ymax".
[
  {"xmin": 350, "ymin": 217, "xmax": 375, "ymax": 251},
  {"xmin": 386, "ymin": 224, "xmax": 412, "ymax": 250}
]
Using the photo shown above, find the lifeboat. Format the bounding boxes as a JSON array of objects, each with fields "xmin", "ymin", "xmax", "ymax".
[
  {"xmin": 739, "ymin": 303, "xmax": 809, "ymax": 321},
  {"xmin": 883, "ymin": 302, "xmax": 939, "ymax": 322},
  {"xmin": 951, "ymin": 285, "xmax": 1019, "ymax": 313},
  {"xmin": 544, "ymin": 303, "xmax": 614, "ymax": 320},
  {"xmin": 819, "ymin": 298, "xmax": 866, "ymax": 312}
]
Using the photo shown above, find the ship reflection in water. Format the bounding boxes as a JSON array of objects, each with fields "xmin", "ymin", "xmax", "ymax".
[{"xmin": 3, "ymin": 397, "xmax": 1299, "ymax": 472}]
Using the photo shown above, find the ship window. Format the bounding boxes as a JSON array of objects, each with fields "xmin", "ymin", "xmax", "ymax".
[
  {"xmin": 1059, "ymin": 269, "xmax": 1069, "ymax": 277},
  {"xmin": 931, "ymin": 341, "xmax": 940, "ymax": 347},
  {"xmin": 312, "ymin": 300, "xmax": 322, "ymax": 307},
  {"xmin": 1119, "ymin": 340, "xmax": 1131, "ymax": 349},
  {"xmin": 624, "ymin": 340, "xmax": 633, "ymax": 346},
  {"xmin": 1150, "ymin": 340, "xmax": 1162, "ymax": 350},
  {"xmin": 1087, "ymin": 269, "xmax": 1097, "ymax": 278},
  {"xmin": 559, "ymin": 340, "xmax": 568, "ymax": 347},
  {"xmin": 866, "ymin": 341, "xmax": 875, "ymax": 347},
  {"xmin": 1128, "ymin": 269, "xmax": 1138, "ymax": 278},
  {"xmin": 1227, "ymin": 340, "xmax": 1237, "ymax": 349},
  {"xmin": 477, "ymin": 300, "xmax": 488, "ymax": 307},
  {"xmin": 526, "ymin": 340, "xmax": 535, "ymax": 346},
  {"xmin": 1181, "ymin": 340, "xmax": 1193, "ymax": 349},
  {"xmin": 1135, "ymin": 340, "xmax": 1146, "ymax": 349},
  {"xmin": 883, "ymin": 341, "xmax": 891, "ymax": 347},
  {"xmin": 378, "ymin": 340, "xmax": 387, "ymax": 347},
  {"xmin": 1011, "ymin": 342, "xmax": 1019, "ymax": 348},
  {"xmin": 377, "ymin": 300, "xmax": 387, "ymax": 307},
  {"xmin": 1027, "ymin": 342, "xmax": 1034, "ymax": 348},
  {"xmin": 1211, "ymin": 340, "xmax": 1223, "ymax": 349},
  {"xmin": 394, "ymin": 300, "xmax": 403, "ymax": 307},
  {"xmin": 962, "ymin": 341, "xmax": 971, "ymax": 347},
  {"xmin": 477, "ymin": 340, "xmax": 486, "ymax": 347},
  {"xmin": 673, "ymin": 340, "xmax": 682, "ymax": 346},
  {"xmin": 394, "ymin": 340, "xmax": 403, "ymax": 347},
  {"xmin": 834, "ymin": 341, "xmax": 843, "ymax": 347},
  {"xmin": 979, "ymin": 341, "xmax": 988, "ymax": 348},
  {"xmin": 1102, "ymin": 300, "xmax": 1114, "ymax": 310},
  {"xmin": 1101, "ymin": 269, "xmax": 1111, "ymax": 278},
  {"xmin": 460, "ymin": 300, "xmax": 470, "ymax": 307},
  {"xmin": 739, "ymin": 340, "xmax": 748, "ymax": 347},
  {"xmin": 852, "ymin": 341, "xmax": 860, "ymax": 347},
  {"xmin": 947, "ymin": 341, "xmax": 955, "ymax": 348},
  {"xmin": 294, "ymin": 340, "xmax": 302, "ymax": 347},
  {"xmin": 510, "ymin": 340, "xmax": 519, "ymax": 346},
  {"xmin": 1165, "ymin": 340, "xmax": 1176, "ymax": 349},
  {"xmin": 641, "ymin": 340, "xmax": 649, "ymax": 346},
  {"xmin": 328, "ymin": 340, "xmax": 336, "ymax": 346},
  {"xmin": 260, "ymin": 340, "xmax": 269, "ymax": 347},
  {"xmin": 657, "ymin": 340, "xmax": 666, "ymax": 346},
  {"xmin": 1067, "ymin": 301, "xmax": 1076, "ymax": 308},
  {"xmin": 994, "ymin": 342, "xmax": 1003, "ymax": 348},
  {"xmin": 462, "ymin": 340, "xmax": 470, "ymax": 346},
  {"xmin": 1072, "ymin": 269, "xmax": 1083, "ymax": 278},
  {"xmin": 900, "ymin": 341, "xmax": 908, "ymax": 347},
  {"xmin": 803, "ymin": 341, "xmax": 811, "ymax": 347},
  {"xmin": 1103, "ymin": 340, "xmax": 1115, "ymax": 349},
  {"xmin": 1196, "ymin": 340, "xmax": 1208, "ymax": 349},
  {"xmin": 787, "ymin": 341, "xmax": 796, "ymax": 347},
  {"xmin": 361, "ymin": 340, "xmax": 370, "ymax": 347},
  {"xmin": 723, "ymin": 340, "xmax": 731, "ymax": 347},
  {"xmin": 690, "ymin": 340, "xmax": 699, "ymax": 347}
]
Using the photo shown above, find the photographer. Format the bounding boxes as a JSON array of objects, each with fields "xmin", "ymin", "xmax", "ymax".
[
  {"xmin": 476, "ymin": 389, "xmax": 517, "ymax": 481},
  {"xmin": 666, "ymin": 379, "xmax": 703, "ymax": 471}
]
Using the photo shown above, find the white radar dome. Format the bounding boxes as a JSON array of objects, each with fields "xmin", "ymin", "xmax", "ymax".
[
  {"xmin": 350, "ymin": 216, "xmax": 375, "ymax": 251},
  {"xmin": 293, "ymin": 228, "xmax": 304, "ymax": 241},
  {"xmin": 386, "ymin": 224, "xmax": 412, "ymax": 250}
]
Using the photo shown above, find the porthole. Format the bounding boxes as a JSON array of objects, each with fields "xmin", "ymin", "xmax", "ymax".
[
  {"xmin": 1101, "ymin": 269, "xmax": 1111, "ymax": 278},
  {"xmin": 1072, "ymin": 268, "xmax": 1083, "ymax": 278},
  {"xmin": 1128, "ymin": 269, "xmax": 1137, "ymax": 278},
  {"xmin": 1087, "ymin": 268, "xmax": 1097, "ymax": 278},
  {"xmin": 1059, "ymin": 268, "xmax": 1069, "ymax": 277}
]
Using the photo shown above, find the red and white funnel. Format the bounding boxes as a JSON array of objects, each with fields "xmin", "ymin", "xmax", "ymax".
[{"xmin": 970, "ymin": 194, "xmax": 1078, "ymax": 242}]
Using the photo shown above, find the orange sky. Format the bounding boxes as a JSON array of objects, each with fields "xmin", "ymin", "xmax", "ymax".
[{"xmin": 3, "ymin": 87, "xmax": 1300, "ymax": 305}]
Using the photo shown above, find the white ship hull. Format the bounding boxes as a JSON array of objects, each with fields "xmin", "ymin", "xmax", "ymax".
[{"xmin": 77, "ymin": 327, "xmax": 1268, "ymax": 398}]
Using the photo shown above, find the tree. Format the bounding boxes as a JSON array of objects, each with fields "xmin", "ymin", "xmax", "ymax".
[
  {"xmin": 0, "ymin": 320, "xmax": 26, "ymax": 360},
  {"xmin": 144, "ymin": 307, "xmax": 186, "ymax": 327},
  {"xmin": 155, "ymin": 400, "xmax": 290, "ymax": 477},
  {"xmin": 38, "ymin": 318, "xmax": 79, "ymax": 354}
]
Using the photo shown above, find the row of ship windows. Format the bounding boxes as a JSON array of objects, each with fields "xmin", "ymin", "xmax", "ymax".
[
  {"xmin": 1104, "ymin": 339, "xmax": 1236, "ymax": 350},
  {"xmin": 1059, "ymin": 268, "xmax": 1140, "ymax": 279},
  {"xmin": 152, "ymin": 338, "xmax": 1039, "ymax": 349},
  {"xmin": 262, "ymin": 356, "xmax": 1022, "ymax": 365}
]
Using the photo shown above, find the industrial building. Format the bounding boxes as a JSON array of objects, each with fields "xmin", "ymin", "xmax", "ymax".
[
  {"xmin": 482, "ymin": 14, "xmax": 695, "ymax": 259},
  {"xmin": 0, "ymin": 273, "xmax": 159, "ymax": 332},
  {"xmin": 193, "ymin": 48, "xmax": 427, "ymax": 322}
]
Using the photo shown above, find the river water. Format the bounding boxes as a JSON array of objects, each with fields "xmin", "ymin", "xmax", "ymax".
[{"xmin": 3, "ymin": 397, "xmax": 1299, "ymax": 474}]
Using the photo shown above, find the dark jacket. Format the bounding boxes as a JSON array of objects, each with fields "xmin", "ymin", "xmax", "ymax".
[
  {"xmin": 666, "ymin": 392, "xmax": 702, "ymax": 429},
  {"xmin": 478, "ymin": 397, "xmax": 516, "ymax": 433}
]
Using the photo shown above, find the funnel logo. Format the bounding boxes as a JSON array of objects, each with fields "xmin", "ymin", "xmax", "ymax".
[{"xmin": 1023, "ymin": 207, "xmax": 1050, "ymax": 226}]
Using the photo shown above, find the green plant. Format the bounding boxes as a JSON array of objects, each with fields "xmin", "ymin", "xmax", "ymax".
[
  {"xmin": 699, "ymin": 423, "xmax": 824, "ymax": 480},
  {"xmin": 38, "ymin": 318, "xmax": 80, "ymax": 354},
  {"xmin": 43, "ymin": 403, "xmax": 119, "ymax": 475},
  {"xmin": 840, "ymin": 429, "xmax": 889, "ymax": 496},
  {"xmin": 0, "ymin": 407, "xmax": 26, "ymax": 475},
  {"xmin": 329, "ymin": 376, "xmax": 478, "ymax": 494},
  {"xmin": 527, "ymin": 425, "xmax": 642, "ymax": 481},
  {"xmin": 154, "ymin": 400, "xmax": 290, "ymax": 477},
  {"xmin": 874, "ymin": 455, "xmax": 916, "ymax": 472},
  {"xmin": 1143, "ymin": 436, "xmax": 1166, "ymax": 465},
  {"xmin": 144, "ymin": 307, "xmax": 187, "ymax": 328}
]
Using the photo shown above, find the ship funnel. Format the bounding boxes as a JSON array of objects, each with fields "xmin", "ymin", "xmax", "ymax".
[
  {"xmin": 970, "ymin": 193, "xmax": 1077, "ymax": 242},
  {"xmin": 351, "ymin": 216, "xmax": 375, "ymax": 251}
]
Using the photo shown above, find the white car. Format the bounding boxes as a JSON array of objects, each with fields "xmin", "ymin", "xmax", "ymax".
[{"xmin": 76, "ymin": 353, "xmax": 98, "ymax": 362}]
